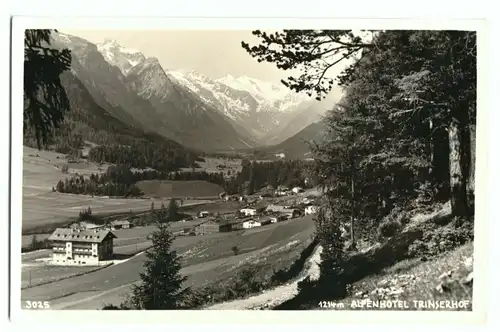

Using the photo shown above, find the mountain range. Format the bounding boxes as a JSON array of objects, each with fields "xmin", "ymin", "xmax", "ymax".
[{"xmin": 50, "ymin": 32, "xmax": 339, "ymax": 152}]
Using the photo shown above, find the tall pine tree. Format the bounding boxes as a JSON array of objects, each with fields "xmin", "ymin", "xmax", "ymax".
[
  {"xmin": 131, "ymin": 222, "xmax": 188, "ymax": 309},
  {"xmin": 24, "ymin": 29, "xmax": 71, "ymax": 149}
]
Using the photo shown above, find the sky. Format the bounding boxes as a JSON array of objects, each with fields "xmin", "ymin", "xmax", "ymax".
[{"xmin": 63, "ymin": 29, "xmax": 349, "ymax": 87}]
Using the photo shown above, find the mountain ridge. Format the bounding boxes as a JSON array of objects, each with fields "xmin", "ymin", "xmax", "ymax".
[{"xmin": 52, "ymin": 32, "xmax": 255, "ymax": 151}]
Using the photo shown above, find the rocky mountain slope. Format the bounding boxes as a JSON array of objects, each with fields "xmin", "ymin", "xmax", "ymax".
[
  {"xmin": 171, "ymin": 70, "xmax": 336, "ymax": 144},
  {"xmin": 51, "ymin": 32, "xmax": 254, "ymax": 151},
  {"xmin": 124, "ymin": 57, "xmax": 257, "ymax": 150},
  {"xmin": 53, "ymin": 31, "xmax": 339, "ymax": 150}
]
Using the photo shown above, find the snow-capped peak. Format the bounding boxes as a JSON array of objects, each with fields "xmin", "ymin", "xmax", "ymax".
[
  {"xmin": 216, "ymin": 74, "xmax": 310, "ymax": 107},
  {"xmin": 96, "ymin": 39, "xmax": 146, "ymax": 75}
]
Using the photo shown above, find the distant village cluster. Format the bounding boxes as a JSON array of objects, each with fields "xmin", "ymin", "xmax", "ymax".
[
  {"xmin": 187, "ymin": 185, "xmax": 319, "ymax": 236},
  {"xmin": 45, "ymin": 185, "xmax": 319, "ymax": 267}
]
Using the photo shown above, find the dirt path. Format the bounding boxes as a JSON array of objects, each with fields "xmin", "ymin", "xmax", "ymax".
[{"xmin": 206, "ymin": 245, "xmax": 322, "ymax": 310}]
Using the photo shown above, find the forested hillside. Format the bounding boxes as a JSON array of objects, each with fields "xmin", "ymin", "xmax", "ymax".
[
  {"xmin": 243, "ymin": 29, "xmax": 476, "ymax": 306},
  {"xmin": 24, "ymin": 70, "xmax": 198, "ymax": 172}
]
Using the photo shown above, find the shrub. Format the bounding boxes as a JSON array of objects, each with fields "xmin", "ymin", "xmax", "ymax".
[
  {"xmin": 29, "ymin": 236, "xmax": 50, "ymax": 250},
  {"xmin": 377, "ymin": 219, "xmax": 402, "ymax": 239},
  {"xmin": 408, "ymin": 217, "xmax": 474, "ymax": 258},
  {"xmin": 297, "ymin": 276, "xmax": 315, "ymax": 293},
  {"xmin": 61, "ymin": 163, "xmax": 69, "ymax": 174}
]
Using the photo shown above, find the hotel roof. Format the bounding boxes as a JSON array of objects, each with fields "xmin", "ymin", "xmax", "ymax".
[{"xmin": 48, "ymin": 228, "xmax": 117, "ymax": 243}]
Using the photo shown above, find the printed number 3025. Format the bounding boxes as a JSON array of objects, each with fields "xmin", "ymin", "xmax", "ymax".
[{"xmin": 25, "ymin": 301, "xmax": 50, "ymax": 309}]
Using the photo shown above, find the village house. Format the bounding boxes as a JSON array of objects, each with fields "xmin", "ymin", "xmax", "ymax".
[
  {"xmin": 251, "ymin": 221, "xmax": 262, "ymax": 228},
  {"xmin": 109, "ymin": 219, "xmax": 131, "ymax": 230},
  {"xmin": 243, "ymin": 220, "xmax": 262, "ymax": 228},
  {"xmin": 240, "ymin": 207, "xmax": 257, "ymax": 216},
  {"xmin": 194, "ymin": 221, "xmax": 220, "ymax": 235},
  {"xmin": 258, "ymin": 215, "xmax": 277, "ymax": 226},
  {"xmin": 265, "ymin": 204, "xmax": 293, "ymax": 214},
  {"xmin": 305, "ymin": 205, "xmax": 318, "ymax": 215},
  {"xmin": 70, "ymin": 221, "xmax": 105, "ymax": 231},
  {"xmin": 198, "ymin": 211, "xmax": 211, "ymax": 218},
  {"xmin": 219, "ymin": 220, "xmax": 245, "ymax": 232},
  {"xmin": 48, "ymin": 228, "xmax": 117, "ymax": 266},
  {"xmin": 242, "ymin": 220, "xmax": 254, "ymax": 229}
]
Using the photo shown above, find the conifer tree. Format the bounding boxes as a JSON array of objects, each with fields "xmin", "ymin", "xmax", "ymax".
[
  {"xmin": 131, "ymin": 222, "xmax": 188, "ymax": 309},
  {"xmin": 167, "ymin": 199, "xmax": 179, "ymax": 221},
  {"xmin": 24, "ymin": 29, "xmax": 71, "ymax": 149}
]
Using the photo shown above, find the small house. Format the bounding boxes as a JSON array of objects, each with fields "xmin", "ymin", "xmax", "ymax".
[
  {"xmin": 198, "ymin": 211, "xmax": 211, "ymax": 218},
  {"xmin": 265, "ymin": 204, "xmax": 291, "ymax": 214},
  {"xmin": 243, "ymin": 220, "xmax": 261, "ymax": 228},
  {"xmin": 194, "ymin": 221, "xmax": 220, "ymax": 235},
  {"xmin": 240, "ymin": 207, "xmax": 257, "ymax": 216},
  {"xmin": 242, "ymin": 220, "xmax": 254, "ymax": 229},
  {"xmin": 110, "ymin": 220, "xmax": 131, "ymax": 230},
  {"xmin": 305, "ymin": 205, "xmax": 318, "ymax": 215},
  {"xmin": 258, "ymin": 216, "xmax": 276, "ymax": 226},
  {"xmin": 251, "ymin": 221, "xmax": 262, "ymax": 228},
  {"xmin": 219, "ymin": 220, "xmax": 244, "ymax": 232}
]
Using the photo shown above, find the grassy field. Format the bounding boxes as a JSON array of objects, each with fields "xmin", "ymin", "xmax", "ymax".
[
  {"xmin": 22, "ymin": 146, "xmax": 210, "ymax": 233},
  {"xmin": 21, "ymin": 264, "xmax": 106, "ymax": 289},
  {"xmin": 136, "ymin": 180, "xmax": 225, "ymax": 199},
  {"xmin": 21, "ymin": 214, "xmax": 316, "ymax": 309},
  {"xmin": 22, "ymin": 192, "xmax": 206, "ymax": 234},
  {"xmin": 181, "ymin": 201, "xmax": 244, "ymax": 215},
  {"xmin": 181, "ymin": 216, "xmax": 316, "ymax": 266}
]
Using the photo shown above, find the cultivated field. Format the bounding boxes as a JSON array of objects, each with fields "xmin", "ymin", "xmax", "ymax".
[
  {"xmin": 20, "ymin": 215, "xmax": 316, "ymax": 309},
  {"xmin": 136, "ymin": 180, "xmax": 225, "ymax": 199}
]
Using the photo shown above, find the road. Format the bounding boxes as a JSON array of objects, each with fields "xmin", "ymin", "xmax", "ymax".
[{"xmin": 206, "ymin": 246, "xmax": 322, "ymax": 310}]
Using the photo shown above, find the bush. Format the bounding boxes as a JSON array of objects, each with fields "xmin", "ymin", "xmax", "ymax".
[
  {"xmin": 408, "ymin": 217, "xmax": 474, "ymax": 258},
  {"xmin": 61, "ymin": 163, "xmax": 69, "ymax": 174},
  {"xmin": 29, "ymin": 236, "xmax": 51, "ymax": 251},
  {"xmin": 297, "ymin": 276, "xmax": 315, "ymax": 293},
  {"xmin": 377, "ymin": 219, "xmax": 402, "ymax": 239}
]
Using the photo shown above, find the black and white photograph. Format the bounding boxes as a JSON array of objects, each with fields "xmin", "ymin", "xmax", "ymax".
[{"xmin": 9, "ymin": 15, "xmax": 489, "ymax": 323}]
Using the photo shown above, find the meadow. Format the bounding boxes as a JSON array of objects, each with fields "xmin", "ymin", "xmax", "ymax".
[{"xmin": 21, "ymin": 146, "xmax": 210, "ymax": 234}]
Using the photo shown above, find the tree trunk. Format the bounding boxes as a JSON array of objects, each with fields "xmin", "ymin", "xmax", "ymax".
[
  {"xmin": 350, "ymin": 171, "xmax": 356, "ymax": 250},
  {"xmin": 467, "ymin": 124, "xmax": 476, "ymax": 211},
  {"xmin": 448, "ymin": 116, "xmax": 470, "ymax": 217}
]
